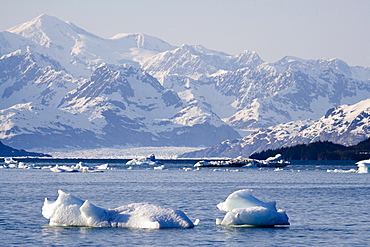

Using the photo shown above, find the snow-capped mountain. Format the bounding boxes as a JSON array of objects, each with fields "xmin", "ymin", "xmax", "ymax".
[
  {"xmin": 204, "ymin": 56, "xmax": 370, "ymax": 129},
  {"xmin": 0, "ymin": 47, "xmax": 76, "ymax": 109},
  {"xmin": 180, "ymin": 99, "xmax": 370, "ymax": 158},
  {"xmin": 1, "ymin": 14, "xmax": 370, "ymax": 150},
  {"xmin": 142, "ymin": 44, "xmax": 263, "ymax": 82},
  {"xmin": 58, "ymin": 63, "xmax": 238, "ymax": 147},
  {"xmin": 142, "ymin": 40, "xmax": 370, "ymax": 131},
  {"xmin": 3, "ymin": 14, "xmax": 175, "ymax": 77},
  {"xmin": 0, "ymin": 46, "xmax": 239, "ymax": 148}
]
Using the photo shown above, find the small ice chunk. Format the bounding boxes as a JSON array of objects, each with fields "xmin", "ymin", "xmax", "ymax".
[{"xmin": 356, "ymin": 159, "xmax": 370, "ymax": 173}]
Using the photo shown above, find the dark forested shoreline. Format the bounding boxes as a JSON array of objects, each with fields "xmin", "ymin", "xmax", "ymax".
[
  {"xmin": 250, "ymin": 138, "xmax": 370, "ymax": 161},
  {"xmin": 0, "ymin": 141, "xmax": 51, "ymax": 157}
]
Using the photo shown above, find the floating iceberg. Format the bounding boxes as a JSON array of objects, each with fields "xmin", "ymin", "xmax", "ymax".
[
  {"xmin": 42, "ymin": 190, "xmax": 194, "ymax": 229},
  {"xmin": 50, "ymin": 165, "xmax": 79, "ymax": 173},
  {"xmin": 194, "ymin": 154, "xmax": 290, "ymax": 168},
  {"xmin": 126, "ymin": 154, "xmax": 163, "ymax": 166},
  {"xmin": 356, "ymin": 159, "xmax": 370, "ymax": 173},
  {"xmin": 49, "ymin": 162, "xmax": 110, "ymax": 173},
  {"xmin": 234, "ymin": 154, "xmax": 290, "ymax": 168},
  {"xmin": 72, "ymin": 162, "xmax": 107, "ymax": 172},
  {"xmin": 216, "ymin": 189, "xmax": 289, "ymax": 227}
]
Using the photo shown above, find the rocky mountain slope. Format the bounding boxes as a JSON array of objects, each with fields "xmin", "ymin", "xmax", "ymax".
[
  {"xmin": 1, "ymin": 14, "xmax": 370, "ymax": 150},
  {"xmin": 0, "ymin": 48, "xmax": 238, "ymax": 148},
  {"xmin": 180, "ymin": 98, "xmax": 370, "ymax": 158}
]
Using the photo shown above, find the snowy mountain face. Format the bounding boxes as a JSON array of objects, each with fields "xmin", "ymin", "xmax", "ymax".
[
  {"xmin": 143, "ymin": 43, "xmax": 370, "ymax": 131},
  {"xmin": 181, "ymin": 98, "xmax": 370, "ymax": 158},
  {"xmin": 0, "ymin": 48, "xmax": 77, "ymax": 109},
  {"xmin": 207, "ymin": 57, "xmax": 370, "ymax": 129},
  {"xmin": 0, "ymin": 44, "xmax": 238, "ymax": 148},
  {"xmin": 1, "ymin": 14, "xmax": 370, "ymax": 151},
  {"xmin": 142, "ymin": 45, "xmax": 262, "ymax": 82}
]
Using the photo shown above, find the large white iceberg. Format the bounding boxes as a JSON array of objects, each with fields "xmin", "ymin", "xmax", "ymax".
[
  {"xmin": 216, "ymin": 189, "xmax": 289, "ymax": 227},
  {"xmin": 42, "ymin": 190, "xmax": 194, "ymax": 229}
]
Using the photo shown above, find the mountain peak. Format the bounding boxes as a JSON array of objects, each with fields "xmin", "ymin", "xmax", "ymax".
[
  {"xmin": 8, "ymin": 14, "xmax": 63, "ymax": 34},
  {"xmin": 233, "ymin": 50, "xmax": 263, "ymax": 69},
  {"xmin": 33, "ymin": 14, "xmax": 60, "ymax": 23},
  {"xmin": 178, "ymin": 44, "xmax": 230, "ymax": 57},
  {"xmin": 109, "ymin": 33, "xmax": 175, "ymax": 52},
  {"xmin": 276, "ymin": 56, "xmax": 308, "ymax": 66},
  {"xmin": 7, "ymin": 14, "xmax": 100, "ymax": 47}
]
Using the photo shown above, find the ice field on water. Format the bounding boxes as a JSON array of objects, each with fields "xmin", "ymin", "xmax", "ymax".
[{"xmin": 1, "ymin": 160, "xmax": 370, "ymax": 246}]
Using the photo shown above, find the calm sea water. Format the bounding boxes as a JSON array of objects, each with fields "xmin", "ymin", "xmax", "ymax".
[{"xmin": 1, "ymin": 160, "xmax": 369, "ymax": 246}]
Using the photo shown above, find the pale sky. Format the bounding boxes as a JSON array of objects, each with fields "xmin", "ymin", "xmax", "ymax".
[{"xmin": 1, "ymin": 0, "xmax": 370, "ymax": 67}]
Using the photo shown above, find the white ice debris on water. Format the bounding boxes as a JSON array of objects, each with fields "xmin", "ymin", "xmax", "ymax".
[
  {"xmin": 326, "ymin": 159, "xmax": 370, "ymax": 173},
  {"xmin": 326, "ymin": 168, "xmax": 357, "ymax": 173},
  {"xmin": 216, "ymin": 189, "xmax": 289, "ymax": 227},
  {"xmin": 42, "ymin": 190, "xmax": 194, "ymax": 229}
]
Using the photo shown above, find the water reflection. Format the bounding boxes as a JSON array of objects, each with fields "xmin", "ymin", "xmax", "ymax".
[{"xmin": 215, "ymin": 225, "xmax": 289, "ymax": 244}]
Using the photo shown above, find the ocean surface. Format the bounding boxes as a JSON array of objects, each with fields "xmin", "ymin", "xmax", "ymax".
[{"xmin": 1, "ymin": 160, "xmax": 369, "ymax": 246}]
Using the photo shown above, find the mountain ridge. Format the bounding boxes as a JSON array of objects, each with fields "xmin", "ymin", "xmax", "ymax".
[
  {"xmin": 1, "ymin": 14, "xmax": 370, "ymax": 151},
  {"xmin": 180, "ymin": 98, "xmax": 370, "ymax": 158}
]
